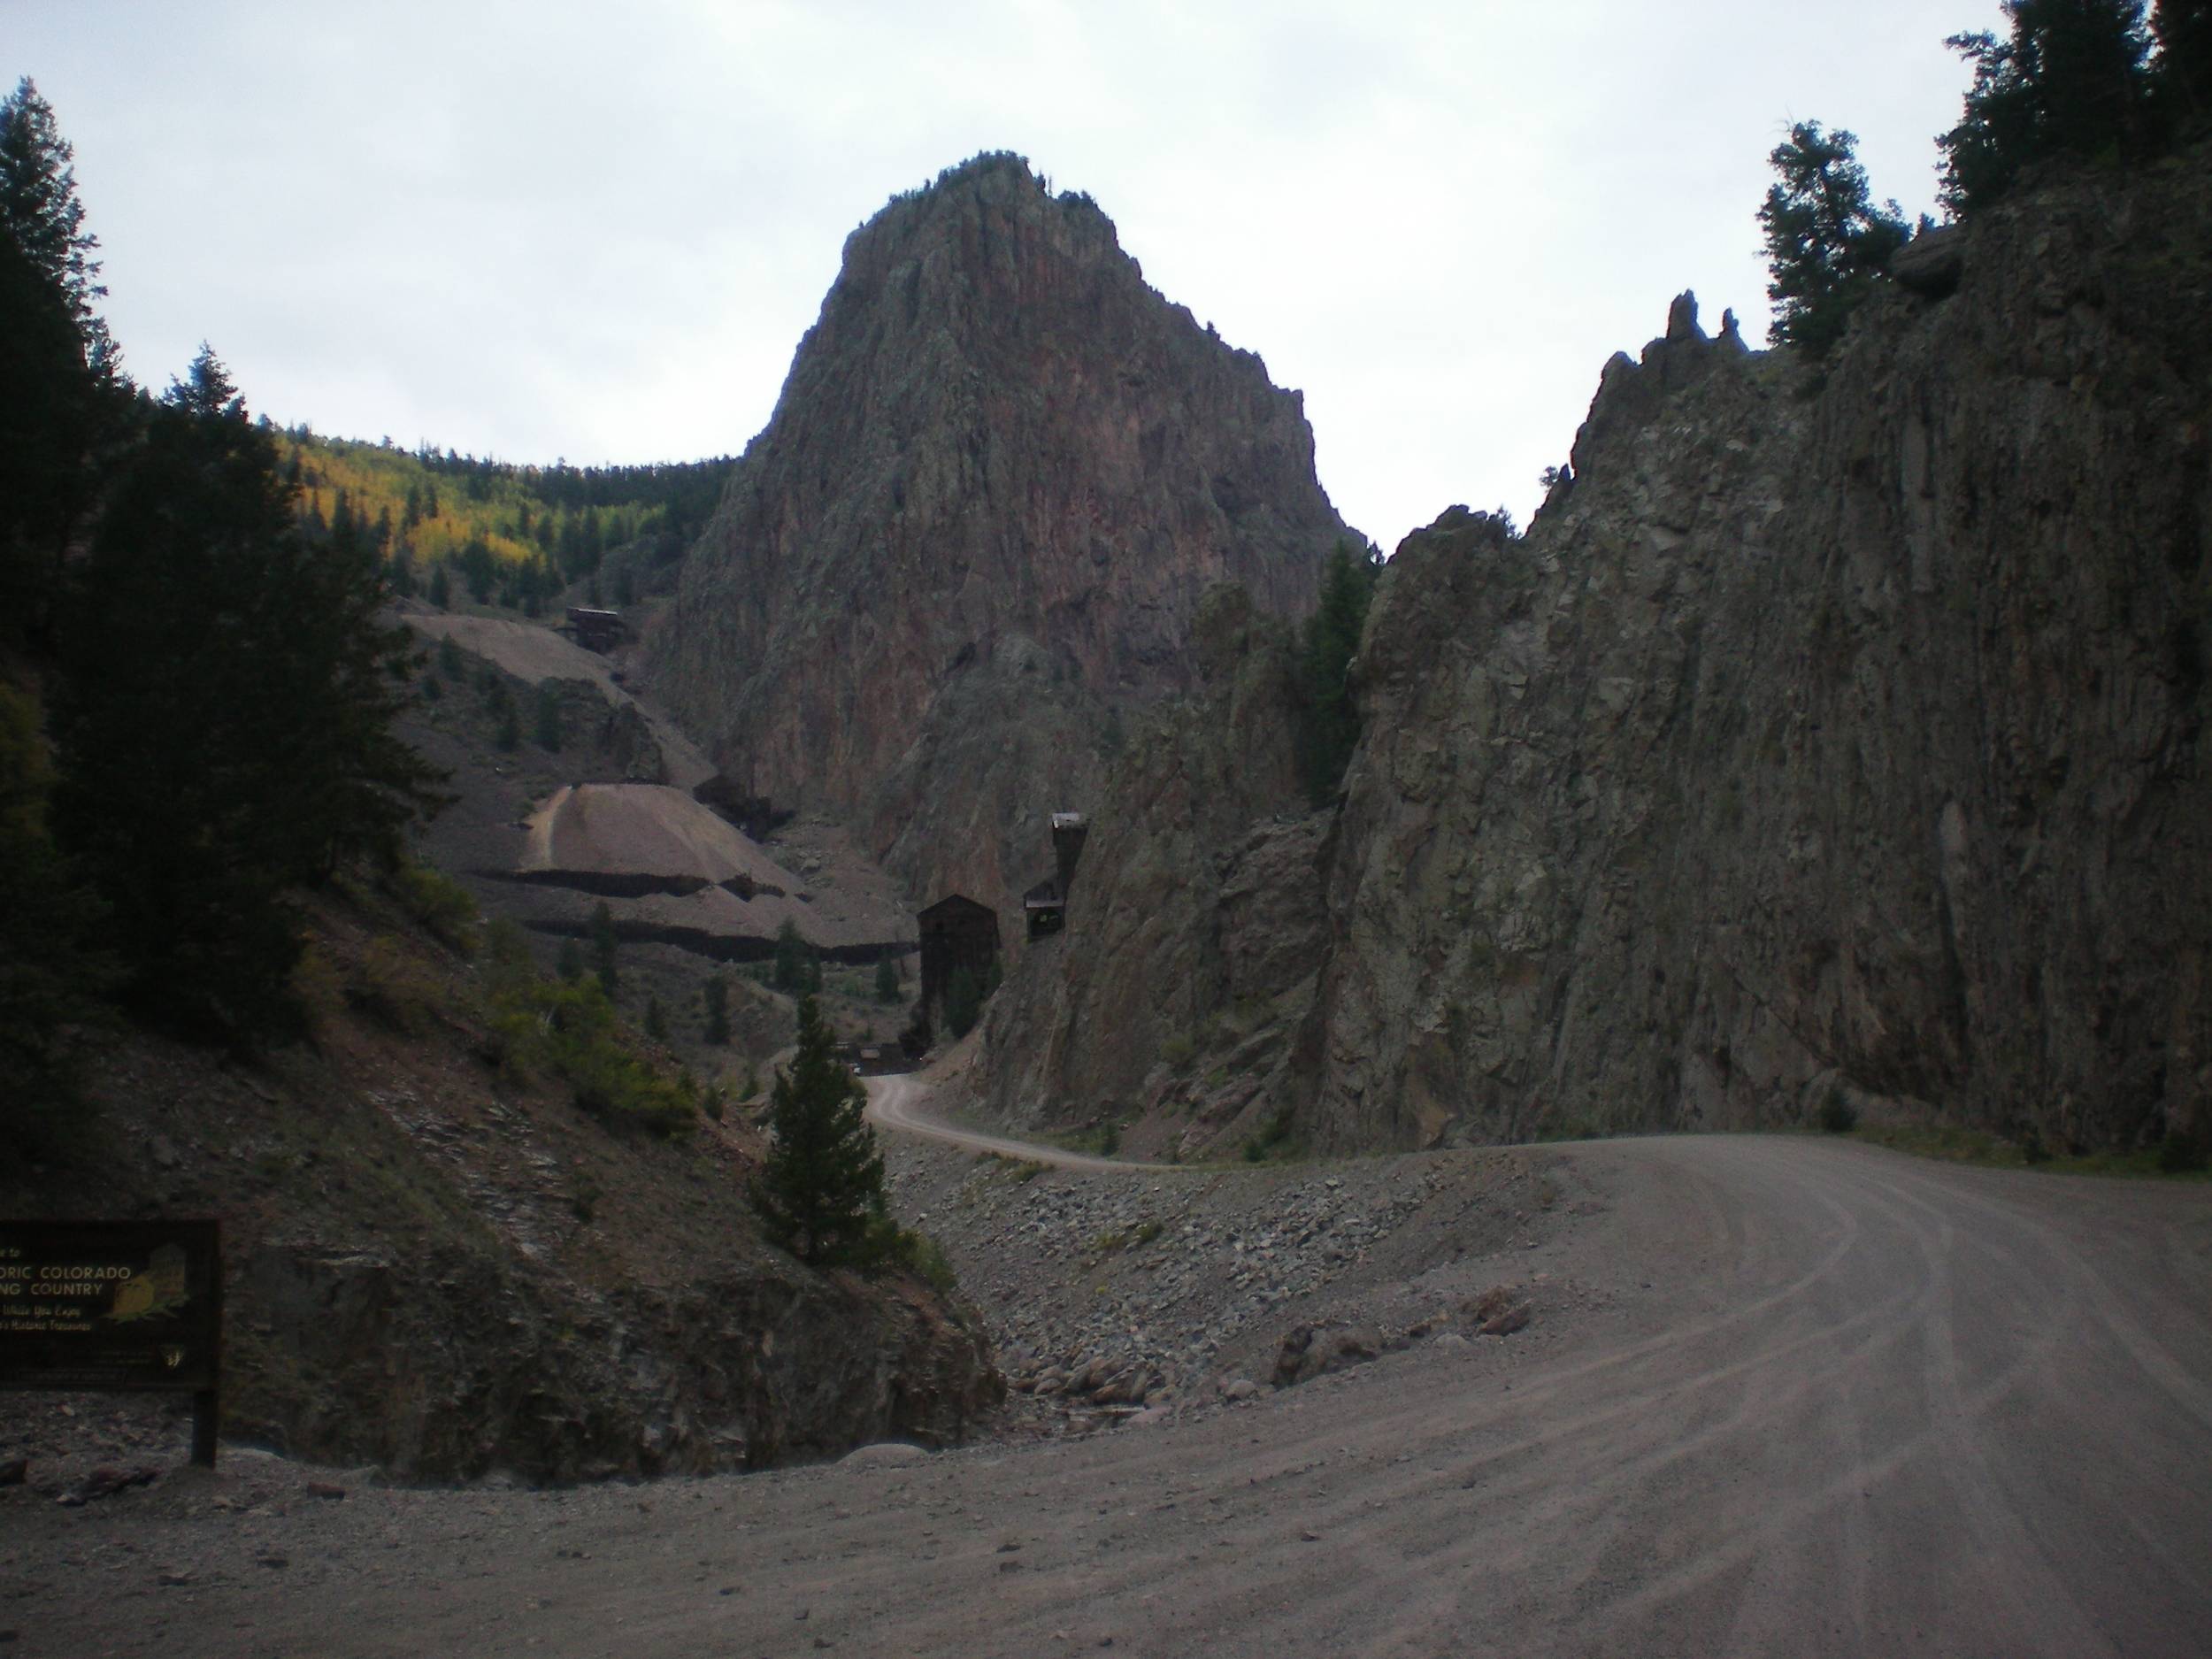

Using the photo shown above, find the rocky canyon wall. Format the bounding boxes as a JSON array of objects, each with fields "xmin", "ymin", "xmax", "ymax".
[
  {"xmin": 987, "ymin": 150, "xmax": 2212, "ymax": 1157},
  {"xmin": 973, "ymin": 585, "xmax": 1328, "ymax": 1155}
]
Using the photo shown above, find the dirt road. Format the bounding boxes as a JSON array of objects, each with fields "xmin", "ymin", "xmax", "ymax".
[
  {"xmin": 8, "ymin": 1133, "xmax": 2209, "ymax": 1657},
  {"xmin": 866, "ymin": 1072, "xmax": 1138, "ymax": 1171}
]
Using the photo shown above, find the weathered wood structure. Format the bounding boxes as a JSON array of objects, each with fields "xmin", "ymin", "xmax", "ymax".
[
  {"xmin": 560, "ymin": 606, "xmax": 627, "ymax": 653},
  {"xmin": 918, "ymin": 894, "xmax": 1000, "ymax": 1014},
  {"xmin": 1025, "ymin": 811, "xmax": 1091, "ymax": 939},
  {"xmin": 1051, "ymin": 811, "xmax": 1088, "ymax": 894}
]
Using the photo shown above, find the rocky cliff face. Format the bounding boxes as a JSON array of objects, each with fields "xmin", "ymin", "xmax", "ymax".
[
  {"xmin": 988, "ymin": 150, "xmax": 2212, "ymax": 1157},
  {"xmin": 973, "ymin": 585, "xmax": 1327, "ymax": 1153},
  {"xmin": 656, "ymin": 153, "xmax": 1350, "ymax": 921}
]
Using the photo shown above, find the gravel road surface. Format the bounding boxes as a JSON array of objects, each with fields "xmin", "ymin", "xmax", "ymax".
[
  {"xmin": 5, "ymin": 1127, "xmax": 2208, "ymax": 1657},
  {"xmin": 867, "ymin": 1073, "xmax": 1137, "ymax": 1172}
]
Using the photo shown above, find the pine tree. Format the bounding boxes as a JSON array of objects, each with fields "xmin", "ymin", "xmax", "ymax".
[
  {"xmin": 557, "ymin": 936, "xmax": 585, "ymax": 980},
  {"xmin": 1295, "ymin": 542, "xmax": 1382, "ymax": 805},
  {"xmin": 703, "ymin": 972, "xmax": 732, "ymax": 1044},
  {"xmin": 772, "ymin": 917, "xmax": 816, "ymax": 993},
  {"xmin": 459, "ymin": 536, "xmax": 495, "ymax": 603},
  {"xmin": 749, "ymin": 995, "xmax": 888, "ymax": 1267},
  {"xmin": 0, "ymin": 681, "xmax": 115, "ymax": 1131},
  {"xmin": 2154, "ymin": 0, "xmax": 2212, "ymax": 119},
  {"xmin": 50, "ymin": 347, "xmax": 443, "ymax": 1036},
  {"xmin": 0, "ymin": 78, "xmax": 116, "ymax": 379},
  {"xmin": 1758, "ymin": 122, "xmax": 1911, "ymax": 361},
  {"xmin": 533, "ymin": 681, "xmax": 563, "ymax": 751},
  {"xmin": 644, "ymin": 995, "xmax": 667, "ymax": 1042},
  {"xmin": 873, "ymin": 956, "xmax": 900, "ymax": 1004},
  {"xmin": 943, "ymin": 965, "xmax": 981, "ymax": 1040},
  {"xmin": 0, "ymin": 80, "xmax": 120, "ymax": 647},
  {"xmin": 1940, "ymin": 1, "xmax": 2154, "ymax": 213}
]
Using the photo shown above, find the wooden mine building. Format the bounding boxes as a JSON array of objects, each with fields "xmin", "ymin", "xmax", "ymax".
[
  {"xmin": 1026, "ymin": 811, "xmax": 1091, "ymax": 940},
  {"xmin": 918, "ymin": 894, "xmax": 1000, "ymax": 1014},
  {"xmin": 560, "ymin": 606, "xmax": 627, "ymax": 652}
]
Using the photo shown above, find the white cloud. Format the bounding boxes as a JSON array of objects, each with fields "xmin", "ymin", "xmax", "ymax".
[{"xmin": 10, "ymin": 0, "xmax": 2006, "ymax": 548}]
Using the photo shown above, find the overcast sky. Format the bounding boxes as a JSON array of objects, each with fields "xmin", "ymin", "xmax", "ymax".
[{"xmin": 11, "ymin": 0, "xmax": 2002, "ymax": 549}]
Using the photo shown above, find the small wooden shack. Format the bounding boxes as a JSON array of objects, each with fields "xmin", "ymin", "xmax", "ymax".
[
  {"xmin": 1025, "ymin": 876, "xmax": 1066, "ymax": 941},
  {"xmin": 560, "ymin": 606, "xmax": 627, "ymax": 653},
  {"xmin": 1024, "ymin": 811, "xmax": 1090, "ymax": 939},
  {"xmin": 918, "ymin": 894, "xmax": 1000, "ymax": 1015}
]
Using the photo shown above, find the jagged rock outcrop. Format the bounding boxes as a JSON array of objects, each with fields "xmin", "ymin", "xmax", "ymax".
[
  {"xmin": 657, "ymin": 153, "xmax": 1350, "ymax": 924},
  {"xmin": 989, "ymin": 150, "xmax": 2211, "ymax": 1157},
  {"xmin": 233, "ymin": 1233, "xmax": 997, "ymax": 1479},
  {"xmin": 975, "ymin": 585, "xmax": 1327, "ymax": 1155},
  {"xmin": 1307, "ymin": 152, "xmax": 2211, "ymax": 1153}
]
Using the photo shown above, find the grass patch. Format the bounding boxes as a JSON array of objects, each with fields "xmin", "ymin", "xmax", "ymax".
[
  {"xmin": 388, "ymin": 861, "xmax": 481, "ymax": 956},
  {"xmin": 980, "ymin": 1154, "xmax": 1048, "ymax": 1184},
  {"xmin": 345, "ymin": 934, "xmax": 446, "ymax": 1033},
  {"xmin": 1241, "ymin": 1102, "xmax": 1301, "ymax": 1164},
  {"xmin": 1087, "ymin": 1218, "xmax": 1164, "ymax": 1257},
  {"xmin": 1851, "ymin": 1122, "xmax": 2211, "ymax": 1179},
  {"xmin": 1041, "ymin": 1121, "xmax": 1124, "ymax": 1157},
  {"xmin": 885, "ymin": 1225, "xmax": 960, "ymax": 1294}
]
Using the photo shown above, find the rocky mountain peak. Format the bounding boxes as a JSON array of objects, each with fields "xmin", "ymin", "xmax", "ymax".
[{"xmin": 655, "ymin": 151, "xmax": 1351, "ymax": 923}]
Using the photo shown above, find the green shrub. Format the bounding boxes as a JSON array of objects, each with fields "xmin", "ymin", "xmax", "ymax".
[
  {"xmin": 2157, "ymin": 1127, "xmax": 2208, "ymax": 1174},
  {"xmin": 891, "ymin": 1227, "xmax": 959, "ymax": 1294},
  {"xmin": 488, "ymin": 972, "xmax": 695, "ymax": 1139},
  {"xmin": 390, "ymin": 861, "xmax": 480, "ymax": 955},
  {"xmin": 943, "ymin": 966, "xmax": 981, "ymax": 1040},
  {"xmin": 1242, "ymin": 1102, "xmax": 1301, "ymax": 1163},
  {"xmin": 1817, "ymin": 1087, "xmax": 1859, "ymax": 1134},
  {"xmin": 771, "ymin": 918, "xmax": 818, "ymax": 994},
  {"xmin": 346, "ymin": 934, "xmax": 441, "ymax": 1032},
  {"xmin": 532, "ymin": 682, "xmax": 564, "ymax": 752}
]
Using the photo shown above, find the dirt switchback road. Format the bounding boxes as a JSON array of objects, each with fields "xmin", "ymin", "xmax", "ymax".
[
  {"xmin": 9, "ymin": 1134, "xmax": 2210, "ymax": 1658},
  {"xmin": 867, "ymin": 1072, "xmax": 1138, "ymax": 1171}
]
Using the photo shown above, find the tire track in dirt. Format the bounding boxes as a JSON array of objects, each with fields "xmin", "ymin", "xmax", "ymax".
[{"xmin": 10, "ymin": 1133, "xmax": 2210, "ymax": 1658}]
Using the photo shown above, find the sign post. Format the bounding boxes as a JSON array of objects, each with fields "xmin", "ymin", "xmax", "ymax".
[{"xmin": 0, "ymin": 1220, "xmax": 222, "ymax": 1467}]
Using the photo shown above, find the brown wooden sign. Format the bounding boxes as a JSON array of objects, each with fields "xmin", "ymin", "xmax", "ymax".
[{"xmin": 0, "ymin": 1219, "xmax": 222, "ymax": 1464}]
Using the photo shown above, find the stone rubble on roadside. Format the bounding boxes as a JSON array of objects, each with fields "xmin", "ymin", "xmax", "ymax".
[{"xmin": 887, "ymin": 1140, "xmax": 1586, "ymax": 1432}]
